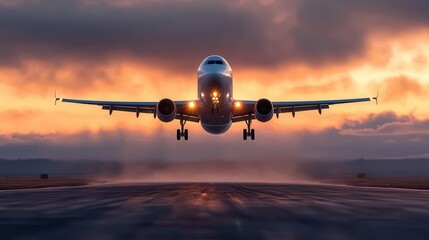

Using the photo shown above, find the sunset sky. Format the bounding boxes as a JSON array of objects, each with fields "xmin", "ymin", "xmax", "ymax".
[{"xmin": 1, "ymin": 0, "xmax": 429, "ymax": 161}]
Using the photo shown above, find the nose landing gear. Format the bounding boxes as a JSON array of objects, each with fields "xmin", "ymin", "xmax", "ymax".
[
  {"xmin": 211, "ymin": 105, "xmax": 220, "ymax": 113},
  {"xmin": 177, "ymin": 115, "xmax": 189, "ymax": 140},
  {"xmin": 243, "ymin": 115, "xmax": 255, "ymax": 140}
]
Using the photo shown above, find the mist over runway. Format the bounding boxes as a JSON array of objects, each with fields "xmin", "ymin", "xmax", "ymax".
[{"xmin": 1, "ymin": 183, "xmax": 429, "ymax": 240}]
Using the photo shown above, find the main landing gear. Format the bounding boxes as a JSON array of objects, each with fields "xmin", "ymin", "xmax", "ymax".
[
  {"xmin": 243, "ymin": 115, "xmax": 255, "ymax": 140},
  {"xmin": 177, "ymin": 116, "xmax": 189, "ymax": 140}
]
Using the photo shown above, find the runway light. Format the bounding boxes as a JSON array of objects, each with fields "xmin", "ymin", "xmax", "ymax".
[
  {"xmin": 235, "ymin": 101, "xmax": 241, "ymax": 108},
  {"xmin": 189, "ymin": 101, "xmax": 195, "ymax": 108}
]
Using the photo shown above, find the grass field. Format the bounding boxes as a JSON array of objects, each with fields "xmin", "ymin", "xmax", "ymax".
[
  {"xmin": 0, "ymin": 176, "xmax": 91, "ymax": 190},
  {"xmin": 329, "ymin": 177, "xmax": 429, "ymax": 190}
]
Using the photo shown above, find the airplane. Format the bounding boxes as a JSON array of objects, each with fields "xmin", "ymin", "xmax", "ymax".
[{"xmin": 56, "ymin": 55, "xmax": 375, "ymax": 141}]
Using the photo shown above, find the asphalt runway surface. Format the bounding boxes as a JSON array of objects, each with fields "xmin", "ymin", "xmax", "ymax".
[{"xmin": 1, "ymin": 183, "xmax": 429, "ymax": 240}]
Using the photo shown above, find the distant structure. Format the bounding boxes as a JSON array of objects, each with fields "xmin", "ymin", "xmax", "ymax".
[
  {"xmin": 40, "ymin": 174, "xmax": 49, "ymax": 179},
  {"xmin": 356, "ymin": 173, "xmax": 366, "ymax": 179}
]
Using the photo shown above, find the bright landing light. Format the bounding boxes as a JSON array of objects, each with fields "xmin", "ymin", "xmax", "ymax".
[{"xmin": 189, "ymin": 101, "xmax": 195, "ymax": 108}]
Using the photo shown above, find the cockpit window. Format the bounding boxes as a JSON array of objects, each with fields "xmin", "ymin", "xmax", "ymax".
[{"xmin": 205, "ymin": 60, "xmax": 224, "ymax": 65}]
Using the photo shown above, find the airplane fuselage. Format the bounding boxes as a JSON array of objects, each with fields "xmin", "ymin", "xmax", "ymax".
[{"xmin": 197, "ymin": 56, "xmax": 233, "ymax": 134}]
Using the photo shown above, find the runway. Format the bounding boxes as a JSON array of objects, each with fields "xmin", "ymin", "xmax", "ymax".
[{"xmin": 1, "ymin": 183, "xmax": 429, "ymax": 240}]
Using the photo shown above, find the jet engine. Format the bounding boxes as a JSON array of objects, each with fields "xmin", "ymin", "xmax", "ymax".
[
  {"xmin": 156, "ymin": 98, "xmax": 177, "ymax": 122},
  {"xmin": 254, "ymin": 98, "xmax": 274, "ymax": 122}
]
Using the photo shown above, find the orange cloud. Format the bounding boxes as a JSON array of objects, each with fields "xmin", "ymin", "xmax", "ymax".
[
  {"xmin": 287, "ymin": 77, "xmax": 356, "ymax": 95},
  {"xmin": 383, "ymin": 76, "xmax": 427, "ymax": 103}
]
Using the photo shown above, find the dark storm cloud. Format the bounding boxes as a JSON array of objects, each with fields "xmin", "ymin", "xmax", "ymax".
[
  {"xmin": 340, "ymin": 112, "xmax": 429, "ymax": 137},
  {"xmin": 1, "ymin": 0, "xmax": 429, "ymax": 71},
  {"xmin": 354, "ymin": 0, "xmax": 429, "ymax": 25},
  {"xmin": 342, "ymin": 112, "xmax": 409, "ymax": 130},
  {"xmin": 0, "ymin": 0, "xmax": 267, "ymax": 69},
  {"xmin": 290, "ymin": 0, "xmax": 366, "ymax": 64},
  {"xmin": 289, "ymin": 0, "xmax": 429, "ymax": 64},
  {"xmin": 1, "ymin": 112, "xmax": 428, "ymax": 161}
]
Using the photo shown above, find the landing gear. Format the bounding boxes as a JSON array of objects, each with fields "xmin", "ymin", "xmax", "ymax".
[
  {"xmin": 211, "ymin": 105, "xmax": 220, "ymax": 113},
  {"xmin": 243, "ymin": 115, "xmax": 255, "ymax": 140},
  {"xmin": 243, "ymin": 128, "xmax": 255, "ymax": 140},
  {"xmin": 177, "ymin": 115, "xmax": 189, "ymax": 141}
]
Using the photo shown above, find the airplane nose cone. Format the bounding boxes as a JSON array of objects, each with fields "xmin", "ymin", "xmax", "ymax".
[
  {"xmin": 203, "ymin": 73, "xmax": 222, "ymax": 87},
  {"xmin": 200, "ymin": 73, "xmax": 230, "ymax": 106}
]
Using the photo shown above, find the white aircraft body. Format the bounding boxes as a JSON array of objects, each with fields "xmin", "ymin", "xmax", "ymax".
[{"xmin": 57, "ymin": 55, "xmax": 373, "ymax": 140}]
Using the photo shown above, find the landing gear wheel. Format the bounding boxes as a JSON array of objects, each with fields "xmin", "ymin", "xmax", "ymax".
[
  {"xmin": 177, "ymin": 129, "xmax": 181, "ymax": 140},
  {"xmin": 184, "ymin": 129, "xmax": 189, "ymax": 140},
  {"xmin": 243, "ymin": 129, "xmax": 247, "ymax": 140},
  {"xmin": 243, "ymin": 114, "xmax": 254, "ymax": 141},
  {"xmin": 177, "ymin": 115, "xmax": 189, "ymax": 140}
]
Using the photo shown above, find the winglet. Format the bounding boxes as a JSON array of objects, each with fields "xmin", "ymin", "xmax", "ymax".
[
  {"xmin": 372, "ymin": 90, "xmax": 379, "ymax": 105},
  {"xmin": 54, "ymin": 91, "xmax": 61, "ymax": 106}
]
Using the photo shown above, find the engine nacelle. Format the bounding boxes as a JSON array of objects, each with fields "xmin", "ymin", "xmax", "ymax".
[
  {"xmin": 254, "ymin": 98, "xmax": 274, "ymax": 122},
  {"xmin": 156, "ymin": 98, "xmax": 177, "ymax": 122}
]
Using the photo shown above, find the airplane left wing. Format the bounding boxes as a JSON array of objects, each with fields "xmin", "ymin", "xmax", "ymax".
[
  {"xmin": 57, "ymin": 97, "xmax": 200, "ymax": 122},
  {"xmin": 232, "ymin": 97, "xmax": 371, "ymax": 122}
]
